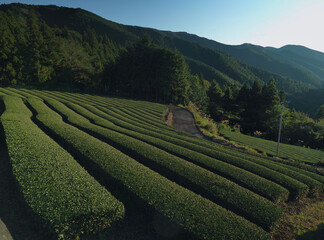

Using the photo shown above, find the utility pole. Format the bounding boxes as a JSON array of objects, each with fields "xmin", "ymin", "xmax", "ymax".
[{"xmin": 276, "ymin": 101, "xmax": 290, "ymax": 157}]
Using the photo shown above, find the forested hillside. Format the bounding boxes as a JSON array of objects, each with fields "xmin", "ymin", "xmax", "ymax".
[
  {"xmin": 0, "ymin": 3, "xmax": 314, "ymax": 95},
  {"xmin": 289, "ymin": 88, "xmax": 324, "ymax": 117},
  {"xmin": 167, "ymin": 32, "xmax": 324, "ymax": 89}
]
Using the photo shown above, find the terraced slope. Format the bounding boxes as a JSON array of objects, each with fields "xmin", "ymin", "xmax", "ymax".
[
  {"xmin": 220, "ymin": 129, "xmax": 324, "ymax": 164},
  {"xmin": 0, "ymin": 87, "xmax": 323, "ymax": 240}
]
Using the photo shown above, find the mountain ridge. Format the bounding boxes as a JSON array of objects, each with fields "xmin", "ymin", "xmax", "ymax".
[
  {"xmin": 166, "ymin": 31, "xmax": 324, "ymax": 88},
  {"xmin": 0, "ymin": 3, "xmax": 322, "ymax": 96}
]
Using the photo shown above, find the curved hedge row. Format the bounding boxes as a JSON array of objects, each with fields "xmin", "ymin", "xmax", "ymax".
[
  {"xmin": 220, "ymin": 129, "xmax": 324, "ymax": 164},
  {"xmin": 61, "ymin": 101, "xmax": 289, "ymax": 203},
  {"xmin": 44, "ymin": 98, "xmax": 283, "ymax": 230},
  {"xmin": 18, "ymin": 89, "xmax": 320, "ymax": 198},
  {"xmin": 45, "ymin": 90, "xmax": 171, "ymax": 131},
  {"xmin": 21, "ymin": 88, "xmax": 286, "ymax": 204},
  {"xmin": 204, "ymin": 143, "xmax": 324, "ymax": 186},
  {"xmin": 55, "ymin": 91, "xmax": 322, "ymax": 192},
  {"xmin": 14, "ymin": 89, "xmax": 309, "ymax": 200},
  {"xmin": 12, "ymin": 89, "xmax": 324, "ymax": 185},
  {"xmin": 0, "ymin": 88, "xmax": 27, "ymax": 99},
  {"xmin": 96, "ymin": 105, "xmax": 310, "ymax": 199},
  {"xmin": 0, "ymin": 95, "xmax": 124, "ymax": 239},
  {"xmin": 77, "ymin": 91, "xmax": 166, "ymax": 115},
  {"xmin": 212, "ymin": 146, "xmax": 323, "ymax": 194},
  {"xmin": 28, "ymin": 97, "xmax": 270, "ymax": 240},
  {"xmin": 20, "ymin": 89, "xmax": 188, "ymax": 138}
]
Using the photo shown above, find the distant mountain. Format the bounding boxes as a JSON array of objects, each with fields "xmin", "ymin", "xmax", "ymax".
[
  {"xmin": 0, "ymin": 3, "xmax": 318, "ymax": 95},
  {"xmin": 289, "ymin": 88, "xmax": 324, "ymax": 117},
  {"xmin": 165, "ymin": 32, "xmax": 324, "ymax": 88},
  {"xmin": 122, "ymin": 27, "xmax": 313, "ymax": 94}
]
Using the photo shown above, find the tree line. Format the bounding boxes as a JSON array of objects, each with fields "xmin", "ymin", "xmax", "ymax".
[{"xmin": 208, "ymin": 79, "xmax": 324, "ymax": 149}]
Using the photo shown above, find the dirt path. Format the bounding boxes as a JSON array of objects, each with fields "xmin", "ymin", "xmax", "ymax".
[{"xmin": 168, "ymin": 106, "xmax": 206, "ymax": 139}]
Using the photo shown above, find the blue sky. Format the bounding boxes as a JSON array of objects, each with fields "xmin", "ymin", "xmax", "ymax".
[{"xmin": 2, "ymin": 0, "xmax": 324, "ymax": 52}]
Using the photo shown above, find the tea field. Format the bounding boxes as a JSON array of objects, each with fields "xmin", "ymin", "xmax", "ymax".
[
  {"xmin": 0, "ymin": 87, "xmax": 323, "ymax": 240},
  {"xmin": 219, "ymin": 129, "xmax": 324, "ymax": 164}
]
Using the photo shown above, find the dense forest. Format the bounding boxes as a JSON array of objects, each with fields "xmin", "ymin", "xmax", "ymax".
[{"xmin": 0, "ymin": 3, "xmax": 323, "ymax": 150}]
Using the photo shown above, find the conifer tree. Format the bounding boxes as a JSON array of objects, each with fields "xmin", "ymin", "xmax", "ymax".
[
  {"xmin": 208, "ymin": 81, "xmax": 224, "ymax": 121},
  {"xmin": 315, "ymin": 105, "xmax": 324, "ymax": 120},
  {"xmin": 261, "ymin": 77, "xmax": 281, "ymax": 137},
  {"xmin": 240, "ymin": 79, "xmax": 263, "ymax": 133},
  {"xmin": 279, "ymin": 88, "xmax": 286, "ymax": 102}
]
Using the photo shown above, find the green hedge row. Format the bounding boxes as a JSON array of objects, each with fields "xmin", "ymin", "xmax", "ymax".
[
  {"xmin": 81, "ymin": 92, "xmax": 167, "ymax": 114},
  {"xmin": 49, "ymin": 90, "xmax": 165, "ymax": 120},
  {"xmin": 54, "ymin": 90, "xmax": 172, "ymax": 130},
  {"xmin": 60, "ymin": 100, "xmax": 289, "ymax": 203},
  {"xmin": 7, "ymin": 87, "xmax": 42, "ymax": 100},
  {"xmin": 23, "ymin": 88, "xmax": 173, "ymax": 135},
  {"xmin": 28, "ymin": 97, "xmax": 270, "ymax": 240},
  {"xmin": 22, "ymin": 88, "xmax": 286, "ymax": 204},
  {"xmin": 18, "ymin": 89, "xmax": 310, "ymax": 199},
  {"xmin": 0, "ymin": 88, "xmax": 27, "ymax": 99},
  {"xmin": 219, "ymin": 129, "xmax": 324, "ymax": 164},
  {"xmin": 25, "ymin": 89, "xmax": 173, "ymax": 136},
  {"xmin": 44, "ymin": 98, "xmax": 283, "ymax": 230},
  {"xmin": 0, "ymin": 95, "xmax": 124, "ymax": 239},
  {"xmin": 146, "ymin": 123, "xmax": 324, "ymax": 185},
  {"xmin": 97, "ymin": 104, "xmax": 322, "ymax": 182},
  {"xmin": 204, "ymin": 144, "xmax": 324, "ymax": 185},
  {"xmin": 71, "ymin": 102, "xmax": 307, "ymax": 200},
  {"xmin": 16, "ymin": 89, "xmax": 324, "ymax": 187},
  {"xmin": 17, "ymin": 89, "xmax": 324, "ymax": 190},
  {"xmin": 111, "ymin": 105, "xmax": 172, "ymax": 128},
  {"xmin": 209, "ymin": 145, "xmax": 323, "ymax": 194}
]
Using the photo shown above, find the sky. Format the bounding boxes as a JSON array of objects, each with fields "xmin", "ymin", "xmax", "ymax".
[{"xmin": 1, "ymin": 0, "xmax": 324, "ymax": 52}]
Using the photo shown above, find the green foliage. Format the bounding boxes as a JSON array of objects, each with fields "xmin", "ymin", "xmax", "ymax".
[
  {"xmin": 289, "ymin": 89, "xmax": 324, "ymax": 117},
  {"xmin": 220, "ymin": 129, "xmax": 324, "ymax": 165},
  {"xmin": 35, "ymin": 97, "xmax": 282, "ymax": 230},
  {"xmin": 0, "ymin": 4, "xmax": 121, "ymax": 91},
  {"xmin": 27, "ymin": 96, "xmax": 270, "ymax": 240},
  {"xmin": 0, "ymin": 95, "xmax": 124, "ymax": 239},
  {"xmin": 104, "ymin": 36, "xmax": 193, "ymax": 105},
  {"xmin": 3, "ymin": 87, "xmax": 324, "ymax": 239},
  {"xmin": 208, "ymin": 80, "xmax": 225, "ymax": 121},
  {"xmin": 315, "ymin": 105, "xmax": 324, "ymax": 120},
  {"xmin": 186, "ymin": 101, "xmax": 218, "ymax": 137},
  {"xmin": 18, "ymin": 87, "xmax": 290, "ymax": 204},
  {"xmin": 206, "ymin": 77, "xmax": 323, "ymax": 150},
  {"xmin": 282, "ymin": 111, "xmax": 324, "ymax": 150},
  {"xmin": 279, "ymin": 88, "xmax": 286, "ymax": 102},
  {"xmin": 170, "ymin": 32, "xmax": 324, "ymax": 90}
]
